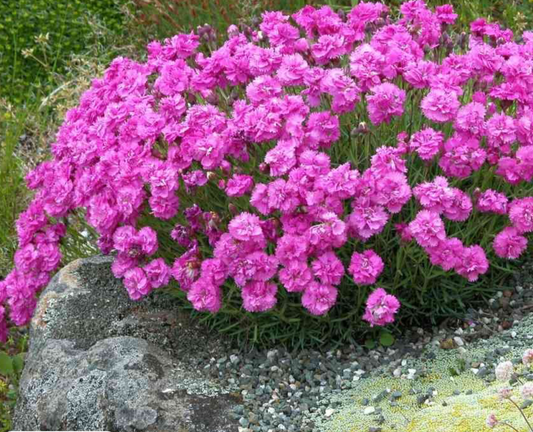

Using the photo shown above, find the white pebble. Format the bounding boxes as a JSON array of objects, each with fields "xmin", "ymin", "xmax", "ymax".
[
  {"xmin": 364, "ymin": 407, "xmax": 376, "ymax": 415},
  {"xmin": 325, "ymin": 408, "xmax": 335, "ymax": 417},
  {"xmin": 453, "ymin": 336, "xmax": 465, "ymax": 347}
]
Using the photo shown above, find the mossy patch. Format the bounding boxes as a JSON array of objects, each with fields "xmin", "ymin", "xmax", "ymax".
[{"xmin": 318, "ymin": 314, "xmax": 533, "ymax": 432}]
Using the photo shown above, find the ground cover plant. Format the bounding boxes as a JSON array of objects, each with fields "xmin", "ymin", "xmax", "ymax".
[{"xmin": 2, "ymin": 1, "xmax": 533, "ymax": 348}]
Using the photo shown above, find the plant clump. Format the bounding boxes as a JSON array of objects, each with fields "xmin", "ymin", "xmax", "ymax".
[{"xmin": 1, "ymin": 1, "xmax": 533, "ymax": 346}]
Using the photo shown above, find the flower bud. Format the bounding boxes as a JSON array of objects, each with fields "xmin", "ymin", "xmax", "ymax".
[
  {"xmin": 351, "ymin": 122, "xmax": 369, "ymax": 136},
  {"xmin": 486, "ymin": 414, "xmax": 498, "ymax": 428},
  {"xmin": 205, "ymin": 92, "xmax": 219, "ymax": 106},
  {"xmin": 228, "ymin": 203, "xmax": 238, "ymax": 215}
]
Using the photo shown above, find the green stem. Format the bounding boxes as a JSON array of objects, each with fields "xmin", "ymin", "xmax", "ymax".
[{"xmin": 508, "ymin": 397, "xmax": 533, "ymax": 432}]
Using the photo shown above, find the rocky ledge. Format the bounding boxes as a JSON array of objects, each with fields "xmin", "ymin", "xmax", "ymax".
[{"xmin": 12, "ymin": 255, "xmax": 239, "ymax": 432}]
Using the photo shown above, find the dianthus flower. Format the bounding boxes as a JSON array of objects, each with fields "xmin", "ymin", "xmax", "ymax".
[
  {"xmin": 279, "ymin": 261, "xmax": 313, "ymax": 293},
  {"xmin": 486, "ymin": 113, "xmax": 516, "ymax": 150},
  {"xmin": 301, "ymin": 282, "xmax": 338, "ymax": 316},
  {"xmin": 408, "ymin": 210, "xmax": 446, "ymax": 248},
  {"xmin": 413, "ymin": 176, "xmax": 453, "ymax": 213},
  {"xmin": 275, "ymin": 234, "xmax": 309, "ymax": 265},
  {"xmin": 187, "ymin": 278, "xmax": 222, "ymax": 313},
  {"xmin": 362, "ymin": 288, "xmax": 400, "ymax": 327},
  {"xmin": 242, "ymin": 281, "xmax": 278, "ymax": 312},
  {"xmin": 475, "ymin": 189, "xmax": 509, "ymax": 215},
  {"xmin": 366, "ymin": 83, "xmax": 406, "ymax": 126},
  {"xmin": 311, "ymin": 251, "xmax": 345, "ymax": 286},
  {"xmin": 373, "ymin": 172, "xmax": 412, "ymax": 213},
  {"xmin": 509, "ymin": 198, "xmax": 533, "ymax": 233},
  {"xmin": 144, "ymin": 258, "xmax": 171, "ymax": 289},
  {"xmin": 123, "ymin": 267, "xmax": 152, "ymax": 300},
  {"xmin": 305, "ymin": 111, "xmax": 340, "ymax": 149},
  {"xmin": 228, "ymin": 212, "xmax": 265, "ymax": 243},
  {"xmin": 427, "ymin": 238, "xmax": 464, "ymax": 271},
  {"xmin": 496, "ymin": 157, "xmax": 522, "ymax": 185},
  {"xmin": 349, "ymin": 44, "xmax": 390, "ymax": 91},
  {"xmin": 454, "ymin": 102, "xmax": 486, "ymax": 137},
  {"xmin": 442, "ymin": 189, "xmax": 472, "ymax": 222},
  {"xmin": 347, "ymin": 204, "xmax": 389, "ymax": 240},
  {"xmin": 348, "ymin": 250, "xmax": 384, "ymax": 285},
  {"xmin": 455, "ymin": 245, "xmax": 489, "ymax": 282},
  {"xmin": 409, "ymin": 127, "xmax": 443, "ymax": 161},
  {"xmin": 420, "ymin": 89, "xmax": 460, "ymax": 122},
  {"xmin": 493, "ymin": 227, "xmax": 528, "ymax": 259},
  {"xmin": 226, "ymin": 174, "xmax": 254, "ymax": 197},
  {"xmin": 435, "ymin": 4, "xmax": 457, "ymax": 25},
  {"xmin": 439, "ymin": 135, "xmax": 486, "ymax": 179}
]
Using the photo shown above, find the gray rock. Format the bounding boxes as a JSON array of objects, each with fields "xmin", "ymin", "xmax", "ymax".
[{"xmin": 13, "ymin": 256, "xmax": 239, "ymax": 432}]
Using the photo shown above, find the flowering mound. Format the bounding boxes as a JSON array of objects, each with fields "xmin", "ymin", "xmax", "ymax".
[{"xmin": 2, "ymin": 1, "xmax": 533, "ymax": 345}]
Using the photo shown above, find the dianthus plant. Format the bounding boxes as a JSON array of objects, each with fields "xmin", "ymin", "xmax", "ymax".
[{"xmin": 2, "ymin": 1, "xmax": 533, "ymax": 345}]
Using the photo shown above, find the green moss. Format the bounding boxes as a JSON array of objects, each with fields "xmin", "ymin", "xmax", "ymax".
[{"xmin": 321, "ymin": 315, "xmax": 533, "ymax": 432}]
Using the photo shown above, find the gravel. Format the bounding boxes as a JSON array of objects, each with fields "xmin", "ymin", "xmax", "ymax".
[{"xmin": 173, "ymin": 264, "xmax": 533, "ymax": 432}]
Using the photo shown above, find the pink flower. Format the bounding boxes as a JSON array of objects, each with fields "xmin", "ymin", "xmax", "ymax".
[
  {"xmin": 124, "ymin": 267, "xmax": 152, "ymax": 300},
  {"xmin": 362, "ymin": 288, "xmax": 400, "ymax": 327},
  {"xmin": 301, "ymin": 282, "xmax": 338, "ymax": 316},
  {"xmin": 493, "ymin": 227, "xmax": 528, "ymax": 260},
  {"xmin": 279, "ymin": 261, "xmax": 313, "ymax": 293},
  {"xmin": 520, "ymin": 383, "xmax": 533, "ymax": 399},
  {"xmin": 421, "ymin": 89, "xmax": 460, "ymax": 123},
  {"xmin": 347, "ymin": 204, "xmax": 389, "ymax": 240},
  {"xmin": 228, "ymin": 212, "xmax": 265, "ymax": 243},
  {"xmin": 366, "ymin": 83, "xmax": 406, "ymax": 126},
  {"xmin": 348, "ymin": 250, "xmax": 384, "ymax": 285},
  {"xmin": 442, "ymin": 189, "xmax": 472, "ymax": 222},
  {"xmin": 409, "ymin": 127, "xmax": 444, "ymax": 161},
  {"xmin": 455, "ymin": 245, "xmax": 489, "ymax": 282},
  {"xmin": 311, "ymin": 251, "xmax": 345, "ymax": 286},
  {"xmin": 476, "ymin": 189, "xmax": 508, "ymax": 215},
  {"xmin": 312, "ymin": 34, "xmax": 347, "ymax": 65},
  {"xmin": 486, "ymin": 414, "xmax": 498, "ymax": 428},
  {"xmin": 435, "ymin": 5, "xmax": 457, "ymax": 25},
  {"xmin": 143, "ymin": 258, "xmax": 171, "ymax": 289},
  {"xmin": 187, "ymin": 278, "xmax": 222, "ymax": 313},
  {"xmin": 408, "ymin": 210, "xmax": 446, "ymax": 249},
  {"xmin": 242, "ymin": 281, "xmax": 278, "ymax": 312},
  {"xmin": 373, "ymin": 172, "xmax": 412, "ymax": 213},
  {"xmin": 427, "ymin": 238, "xmax": 464, "ymax": 271},
  {"xmin": 136, "ymin": 226, "xmax": 158, "ymax": 256},
  {"xmin": 454, "ymin": 102, "xmax": 486, "ymax": 137},
  {"xmin": 495, "ymin": 361, "xmax": 514, "ymax": 381},
  {"xmin": 522, "ymin": 349, "xmax": 533, "ymax": 365},
  {"xmin": 305, "ymin": 111, "xmax": 340, "ymax": 149},
  {"xmin": 226, "ymin": 175, "xmax": 254, "ymax": 197},
  {"xmin": 509, "ymin": 198, "xmax": 533, "ymax": 233}
]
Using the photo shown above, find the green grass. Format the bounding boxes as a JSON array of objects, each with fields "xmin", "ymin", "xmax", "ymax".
[
  {"xmin": 0, "ymin": 109, "xmax": 28, "ymax": 279},
  {"xmin": 129, "ymin": 0, "xmax": 533, "ymax": 42},
  {"xmin": 0, "ymin": 0, "xmax": 125, "ymax": 104}
]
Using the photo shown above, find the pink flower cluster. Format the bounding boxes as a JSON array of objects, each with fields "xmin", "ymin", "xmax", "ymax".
[{"xmin": 2, "ymin": 1, "xmax": 533, "ymax": 340}]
